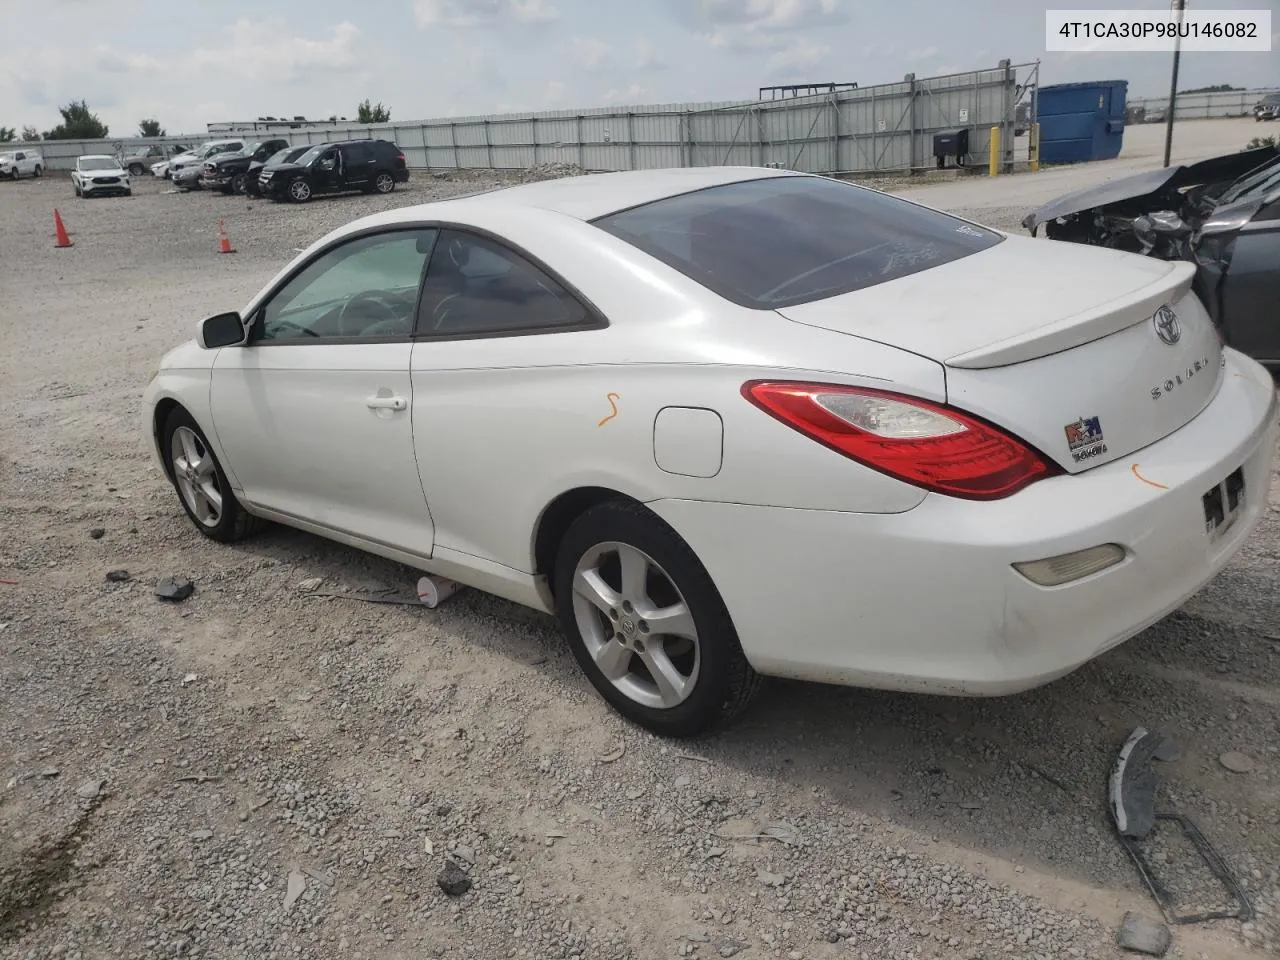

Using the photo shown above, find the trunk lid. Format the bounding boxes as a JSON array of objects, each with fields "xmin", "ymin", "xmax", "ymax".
[{"xmin": 775, "ymin": 235, "xmax": 1224, "ymax": 473}]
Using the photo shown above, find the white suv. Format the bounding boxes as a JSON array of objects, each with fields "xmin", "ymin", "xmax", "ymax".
[
  {"xmin": 168, "ymin": 140, "xmax": 245, "ymax": 189},
  {"xmin": 0, "ymin": 148, "xmax": 44, "ymax": 179}
]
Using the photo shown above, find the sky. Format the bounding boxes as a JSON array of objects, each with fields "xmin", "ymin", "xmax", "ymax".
[{"xmin": 0, "ymin": 0, "xmax": 1276, "ymax": 138}]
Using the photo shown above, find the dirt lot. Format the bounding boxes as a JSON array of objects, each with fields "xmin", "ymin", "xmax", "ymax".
[{"xmin": 1, "ymin": 167, "xmax": 1278, "ymax": 960}]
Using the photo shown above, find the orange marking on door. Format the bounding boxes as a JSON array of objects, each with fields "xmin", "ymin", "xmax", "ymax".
[{"xmin": 597, "ymin": 392, "xmax": 621, "ymax": 427}]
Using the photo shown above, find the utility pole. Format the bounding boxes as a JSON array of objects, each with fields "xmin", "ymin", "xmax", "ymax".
[{"xmin": 1162, "ymin": 0, "xmax": 1186, "ymax": 167}]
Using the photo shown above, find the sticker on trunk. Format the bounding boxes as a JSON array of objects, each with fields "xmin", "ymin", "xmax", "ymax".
[{"xmin": 1065, "ymin": 416, "xmax": 1107, "ymax": 463}]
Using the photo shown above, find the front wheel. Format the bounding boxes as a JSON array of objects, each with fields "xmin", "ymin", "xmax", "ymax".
[
  {"xmin": 553, "ymin": 500, "xmax": 761, "ymax": 738},
  {"xmin": 129, "ymin": 163, "xmax": 145, "ymax": 176},
  {"xmin": 231, "ymin": 173, "xmax": 246, "ymax": 195},
  {"xmin": 162, "ymin": 407, "xmax": 262, "ymax": 543},
  {"xmin": 288, "ymin": 178, "xmax": 312, "ymax": 202},
  {"xmin": 374, "ymin": 172, "xmax": 395, "ymax": 194},
  {"xmin": 32, "ymin": 165, "xmax": 41, "ymax": 178}
]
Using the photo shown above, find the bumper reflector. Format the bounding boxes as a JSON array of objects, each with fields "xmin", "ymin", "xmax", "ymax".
[{"xmin": 1013, "ymin": 543, "xmax": 1126, "ymax": 587}]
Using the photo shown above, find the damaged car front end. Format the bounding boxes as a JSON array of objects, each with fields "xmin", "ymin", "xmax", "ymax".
[{"xmin": 1023, "ymin": 145, "xmax": 1280, "ymax": 364}]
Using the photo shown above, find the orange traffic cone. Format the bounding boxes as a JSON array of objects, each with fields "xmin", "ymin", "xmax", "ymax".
[
  {"xmin": 53, "ymin": 209, "xmax": 72, "ymax": 248},
  {"xmin": 217, "ymin": 219, "xmax": 235, "ymax": 254}
]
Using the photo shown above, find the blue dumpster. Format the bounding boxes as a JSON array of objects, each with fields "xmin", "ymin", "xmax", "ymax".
[{"xmin": 1037, "ymin": 80, "xmax": 1128, "ymax": 164}]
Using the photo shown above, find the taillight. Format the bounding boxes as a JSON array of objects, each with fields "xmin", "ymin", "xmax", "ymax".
[{"xmin": 742, "ymin": 380, "xmax": 1060, "ymax": 500}]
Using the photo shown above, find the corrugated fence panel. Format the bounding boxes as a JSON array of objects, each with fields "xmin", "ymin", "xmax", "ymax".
[{"xmin": 20, "ymin": 66, "xmax": 1036, "ymax": 175}]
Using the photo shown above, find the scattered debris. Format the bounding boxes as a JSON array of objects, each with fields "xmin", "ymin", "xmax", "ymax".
[
  {"xmin": 437, "ymin": 860, "xmax": 472, "ymax": 896},
  {"xmin": 181, "ymin": 673, "xmax": 198, "ymax": 687},
  {"xmin": 759, "ymin": 821, "xmax": 799, "ymax": 846},
  {"xmin": 89, "ymin": 528, "xmax": 105, "ymax": 540},
  {"xmin": 1109, "ymin": 726, "xmax": 1253, "ymax": 925},
  {"xmin": 674, "ymin": 774, "xmax": 692, "ymax": 789},
  {"xmin": 958, "ymin": 801, "xmax": 984, "ymax": 811},
  {"xmin": 676, "ymin": 753, "xmax": 711, "ymax": 764},
  {"xmin": 105, "ymin": 570, "xmax": 131, "ymax": 583},
  {"xmin": 174, "ymin": 773, "xmax": 221, "ymax": 784},
  {"xmin": 155, "ymin": 576, "xmax": 194, "ymax": 602},
  {"xmin": 296, "ymin": 577, "xmax": 324, "ymax": 592},
  {"xmin": 283, "ymin": 867, "xmax": 307, "ymax": 912},
  {"xmin": 1026, "ymin": 763, "xmax": 1074, "ymax": 795},
  {"xmin": 715, "ymin": 938, "xmax": 750, "ymax": 958},
  {"xmin": 1218, "ymin": 751, "xmax": 1256, "ymax": 774},
  {"xmin": 423, "ymin": 837, "xmax": 434, "ymax": 855},
  {"xmin": 75, "ymin": 778, "xmax": 105, "ymax": 800},
  {"xmin": 1116, "ymin": 913, "xmax": 1171, "ymax": 956},
  {"xmin": 301, "ymin": 867, "xmax": 333, "ymax": 887},
  {"xmin": 39, "ymin": 767, "xmax": 59, "ymax": 779},
  {"xmin": 756, "ymin": 869, "xmax": 785, "ymax": 888},
  {"xmin": 598, "ymin": 744, "xmax": 625, "ymax": 764},
  {"xmin": 417, "ymin": 574, "xmax": 463, "ymax": 608}
]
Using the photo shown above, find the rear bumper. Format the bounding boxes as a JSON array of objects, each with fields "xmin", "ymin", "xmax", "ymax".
[{"xmin": 649, "ymin": 348, "xmax": 1278, "ymax": 696}]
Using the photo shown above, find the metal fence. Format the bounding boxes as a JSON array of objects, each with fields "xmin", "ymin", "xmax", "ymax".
[
  {"xmin": 20, "ymin": 60, "xmax": 1041, "ymax": 176},
  {"xmin": 1127, "ymin": 87, "xmax": 1279, "ymax": 121}
]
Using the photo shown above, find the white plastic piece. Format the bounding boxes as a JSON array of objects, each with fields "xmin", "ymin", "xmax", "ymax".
[{"xmin": 417, "ymin": 575, "xmax": 462, "ymax": 609}]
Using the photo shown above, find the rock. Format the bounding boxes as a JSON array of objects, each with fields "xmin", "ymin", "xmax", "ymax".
[
  {"xmin": 757, "ymin": 869, "xmax": 785, "ymax": 887},
  {"xmin": 89, "ymin": 528, "xmax": 105, "ymax": 540},
  {"xmin": 1116, "ymin": 913, "xmax": 1170, "ymax": 956},
  {"xmin": 283, "ymin": 868, "xmax": 307, "ymax": 912},
  {"xmin": 106, "ymin": 570, "xmax": 131, "ymax": 582},
  {"xmin": 437, "ymin": 860, "xmax": 472, "ymax": 896},
  {"xmin": 76, "ymin": 778, "xmax": 105, "ymax": 799},
  {"xmin": 155, "ymin": 577, "xmax": 194, "ymax": 602},
  {"xmin": 715, "ymin": 938, "xmax": 750, "ymax": 958},
  {"xmin": 296, "ymin": 577, "xmax": 324, "ymax": 592},
  {"xmin": 40, "ymin": 767, "xmax": 60, "ymax": 778},
  {"xmin": 1219, "ymin": 751, "xmax": 1256, "ymax": 774},
  {"xmin": 190, "ymin": 829, "xmax": 214, "ymax": 841}
]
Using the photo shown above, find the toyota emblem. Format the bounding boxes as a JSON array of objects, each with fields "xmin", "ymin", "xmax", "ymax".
[{"xmin": 1153, "ymin": 305, "xmax": 1181, "ymax": 346}]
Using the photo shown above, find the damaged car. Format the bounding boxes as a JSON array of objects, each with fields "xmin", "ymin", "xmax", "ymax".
[{"xmin": 1023, "ymin": 144, "xmax": 1280, "ymax": 365}]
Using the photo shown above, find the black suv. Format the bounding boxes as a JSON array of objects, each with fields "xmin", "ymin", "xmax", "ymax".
[
  {"xmin": 244, "ymin": 144, "xmax": 310, "ymax": 197},
  {"xmin": 201, "ymin": 138, "xmax": 291, "ymax": 194},
  {"xmin": 259, "ymin": 139, "xmax": 409, "ymax": 202}
]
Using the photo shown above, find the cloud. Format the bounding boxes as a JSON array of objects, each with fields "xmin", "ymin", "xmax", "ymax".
[
  {"xmin": 767, "ymin": 38, "xmax": 831, "ymax": 75},
  {"xmin": 411, "ymin": 0, "xmax": 558, "ymax": 28},
  {"xmin": 681, "ymin": 0, "xmax": 845, "ymax": 30},
  {"xmin": 571, "ymin": 37, "xmax": 612, "ymax": 71},
  {"xmin": 603, "ymin": 83, "xmax": 651, "ymax": 104},
  {"xmin": 633, "ymin": 38, "xmax": 664, "ymax": 71},
  {"xmin": 906, "ymin": 45, "xmax": 939, "ymax": 62}
]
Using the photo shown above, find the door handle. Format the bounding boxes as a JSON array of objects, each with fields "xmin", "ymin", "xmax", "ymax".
[{"xmin": 366, "ymin": 395, "xmax": 407, "ymax": 411}]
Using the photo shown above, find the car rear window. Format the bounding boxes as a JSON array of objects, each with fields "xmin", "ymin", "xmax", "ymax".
[{"xmin": 592, "ymin": 175, "xmax": 1004, "ymax": 309}]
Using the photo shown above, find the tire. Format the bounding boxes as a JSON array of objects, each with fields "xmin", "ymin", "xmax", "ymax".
[
  {"xmin": 288, "ymin": 178, "xmax": 312, "ymax": 202},
  {"xmin": 374, "ymin": 172, "xmax": 395, "ymax": 194},
  {"xmin": 231, "ymin": 173, "xmax": 246, "ymax": 195},
  {"xmin": 74, "ymin": 184, "xmax": 81, "ymax": 197},
  {"xmin": 8, "ymin": 169, "xmax": 16, "ymax": 181},
  {"xmin": 129, "ymin": 163, "xmax": 145, "ymax": 176},
  {"xmin": 162, "ymin": 407, "xmax": 263, "ymax": 544},
  {"xmin": 553, "ymin": 500, "xmax": 761, "ymax": 738},
  {"xmin": 33, "ymin": 165, "xmax": 41, "ymax": 178},
  {"xmin": 124, "ymin": 189, "xmax": 133, "ymax": 197}
]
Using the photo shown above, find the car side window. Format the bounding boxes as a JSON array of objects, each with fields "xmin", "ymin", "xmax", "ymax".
[
  {"xmin": 258, "ymin": 229, "xmax": 437, "ymax": 342},
  {"xmin": 14, "ymin": 152, "xmax": 23, "ymax": 161},
  {"xmin": 344, "ymin": 143, "xmax": 370, "ymax": 165},
  {"xmin": 417, "ymin": 230, "xmax": 592, "ymax": 338}
]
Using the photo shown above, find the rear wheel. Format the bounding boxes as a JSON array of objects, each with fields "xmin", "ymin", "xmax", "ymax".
[
  {"xmin": 374, "ymin": 172, "xmax": 395, "ymax": 194},
  {"xmin": 162, "ymin": 407, "xmax": 262, "ymax": 543},
  {"xmin": 553, "ymin": 500, "xmax": 761, "ymax": 738}
]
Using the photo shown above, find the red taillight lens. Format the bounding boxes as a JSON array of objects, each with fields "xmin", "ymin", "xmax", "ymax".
[{"xmin": 742, "ymin": 380, "xmax": 1060, "ymax": 500}]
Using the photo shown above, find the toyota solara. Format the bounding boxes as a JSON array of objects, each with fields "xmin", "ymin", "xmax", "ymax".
[{"xmin": 142, "ymin": 166, "xmax": 1278, "ymax": 737}]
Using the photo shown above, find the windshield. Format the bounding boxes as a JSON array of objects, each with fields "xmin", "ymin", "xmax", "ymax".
[
  {"xmin": 295, "ymin": 145, "xmax": 327, "ymax": 166},
  {"xmin": 78, "ymin": 157, "xmax": 118, "ymax": 171},
  {"xmin": 0, "ymin": 153, "xmax": 12, "ymax": 162},
  {"xmin": 265, "ymin": 147, "xmax": 303, "ymax": 166},
  {"xmin": 1217, "ymin": 156, "xmax": 1280, "ymax": 206},
  {"xmin": 593, "ymin": 175, "xmax": 1004, "ymax": 309}
]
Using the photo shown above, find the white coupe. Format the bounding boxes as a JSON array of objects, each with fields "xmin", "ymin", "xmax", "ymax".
[
  {"xmin": 142, "ymin": 166, "xmax": 1278, "ymax": 737},
  {"xmin": 72, "ymin": 155, "xmax": 131, "ymax": 197}
]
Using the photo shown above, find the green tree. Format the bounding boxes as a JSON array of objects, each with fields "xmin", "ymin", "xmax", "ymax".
[
  {"xmin": 43, "ymin": 100, "xmax": 109, "ymax": 140},
  {"xmin": 0, "ymin": 126, "xmax": 14, "ymax": 143},
  {"xmin": 356, "ymin": 99, "xmax": 391, "ymax": 124},
  {"xmin": 21, "ymin": 126, "xmax": 40, "ymax": 141},
  {"xmin": 138, "ymin": 118, "xmax": 165, "ymax": 137}
]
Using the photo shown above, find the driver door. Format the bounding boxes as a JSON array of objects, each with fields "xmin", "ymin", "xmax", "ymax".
[{"xmin": 209, "ymin": 227, "xmax": 438, "ymax": 556}]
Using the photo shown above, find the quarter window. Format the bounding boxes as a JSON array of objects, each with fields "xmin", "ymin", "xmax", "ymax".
[
  {"xmin": 417, "ymin": 230, "xmax": 591, "ymax": 337},
  {"xmin": 258, "ymin": 229, "xmax": 437, "ymax": 341}
]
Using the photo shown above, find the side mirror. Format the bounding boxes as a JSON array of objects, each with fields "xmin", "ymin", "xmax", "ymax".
[{"xmin": 198, "ymin": 311, "xmax": 248, "ymax": 349}]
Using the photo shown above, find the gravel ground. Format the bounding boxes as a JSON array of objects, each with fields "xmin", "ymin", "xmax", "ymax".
[{"xmin": 1, "ymin": 166, "xmax": 1277, "ymax": 960}]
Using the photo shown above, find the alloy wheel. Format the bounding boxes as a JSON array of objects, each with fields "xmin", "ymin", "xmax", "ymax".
[
  {"xmin": 170, "ymin": 425, "xmax": 223, "ymax": 528},
  {"xmin": 570, "ymin": 541, "xmax": 701, "ymax": 710},
  {"xmin": 375, "ymin": 173, "xmax": 394, "ymax": 193},
  {"xmin": 289, "ymin": 179, "xmax": 311, "ymax": 201}
]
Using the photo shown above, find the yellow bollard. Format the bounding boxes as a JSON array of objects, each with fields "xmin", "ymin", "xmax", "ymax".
[
  {"xmin": 988, "ymin": 126, "xmax": 1000, "ymax": 177},
  {"xmin": 1029, "ymin": 122, "xmax": 1040, "ymax": 172}
]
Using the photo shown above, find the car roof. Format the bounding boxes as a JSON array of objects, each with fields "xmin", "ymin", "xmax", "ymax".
[
  {"xmin": 78, "ymin": 154, "xmax": 116, "ymax": 161},
  {"xmin": 384, "ymin": 166, "xmax": 808, "ymax": 225}
]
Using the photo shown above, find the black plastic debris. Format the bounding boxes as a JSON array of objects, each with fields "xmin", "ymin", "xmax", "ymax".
[
  {"xmin": 436, "ymin": 860, "xmax": 471, "ymax": 896},
  {"xmin": 89, "ymin": 528, "xmax": 105, "ymax": 540},
  {"xmin": 1108, "ymin": 726, "xmax": 1253, "ymax": 926},
  {"xmin": 105, "ymin": 569, "xmax": 131, "ymax": 582},
  {"xmin": 155, "ymin": 577, "xmax": 195, "ymax": 602}
]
